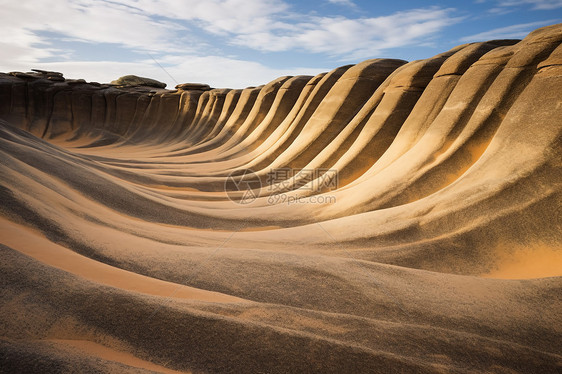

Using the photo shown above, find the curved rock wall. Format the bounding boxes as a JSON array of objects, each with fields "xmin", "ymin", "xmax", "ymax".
[{"xmin": 0, "ymin": 24, "xmax": 561, "ymax": 374}]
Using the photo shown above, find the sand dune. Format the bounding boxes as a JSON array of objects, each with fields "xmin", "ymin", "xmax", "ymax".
[{"xmin": 0, "ymin": 24, "xmax": 561, "ymax": 373}]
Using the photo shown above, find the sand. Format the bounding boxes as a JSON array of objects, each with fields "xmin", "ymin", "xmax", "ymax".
[{"xmin": 0, "ymin": 24, "xmax": 561, "ymax": 373}]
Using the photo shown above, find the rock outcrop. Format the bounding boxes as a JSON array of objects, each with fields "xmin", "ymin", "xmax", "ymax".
[
  {"xmin": 176, "ymin": 82, "xmax": 212, "ymax": 91},
  {"xmin": 110, "ymin": 74, "xmax": 167, "ymax": 88},
  {"xmin": 0, "ymin": 24, "xmax": 561, "ymax": 374}
]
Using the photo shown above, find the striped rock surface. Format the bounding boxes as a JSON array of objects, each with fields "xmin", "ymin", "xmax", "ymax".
[{"xmin": 0, "ymin": 24, "xmax": 561, "ymax": 374}]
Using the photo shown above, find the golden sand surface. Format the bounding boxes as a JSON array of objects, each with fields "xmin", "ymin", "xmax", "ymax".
[{"xmin": 0, "ymin": 24, "xmax": 561, "ymax": 373}]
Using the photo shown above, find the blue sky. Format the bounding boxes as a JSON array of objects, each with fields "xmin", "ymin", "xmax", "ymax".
[{"xmin": 0, "ymin": 0, "xmax": 560, "ymax": 88}]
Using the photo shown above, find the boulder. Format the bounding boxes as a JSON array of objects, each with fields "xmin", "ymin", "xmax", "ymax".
[
  {"xmin": 110, "ymin": 75, "xmax": 166, "ymax": 89},
  {"xmin": 175, "ymin": 83, "xmax": 211, "ymax": 91}
]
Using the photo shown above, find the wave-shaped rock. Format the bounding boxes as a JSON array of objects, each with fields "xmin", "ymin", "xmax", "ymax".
[{"xmin": 0, "ymin": 24, "xmax": 561, "ymax": 373}]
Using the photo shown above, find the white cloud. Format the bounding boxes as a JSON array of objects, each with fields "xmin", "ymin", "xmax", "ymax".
[
  {"xmin": 117, "ymin": 0, "xmax": 290, "ymax": 35},
  {"xmin": 232, "ymin": 7, "xmax": 461, "ymax": 59},
  {"xmin": 486, "ymin": 1, "xmax": 562, "ymax": 14},
  {"xmin": 0, "ymin": 0, "xmax": 462, "ymax": 87},
  {"xmin": 0, "ymin": 56, "xmax": 327, "ymax": 89},
  {"xmin": 118, "ymin": 1, "xmax": 458, "ymax": 59},
  {"xmin": 1, "ymin": 0, "xmax": 460, "ymax": 59},
  {"xmin": 0, "ymin": 0, "xmax": 185, "ymax": 55},
  {"xmin": 165, "ymin": 55, "xmax": 327, "ymax": 88},
  {"xmin": 327, "ymin": 0, "xmax": 357, "ymax": 7},
  {"xmin": 497, "ymin": 0, "xmax": 562, "ymax": 9},
  {"xmin": 459, "ymin": 20, "xmax": 557, "ymax": 41}
]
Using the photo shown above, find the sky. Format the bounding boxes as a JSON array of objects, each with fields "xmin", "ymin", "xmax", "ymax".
[{"xmin": 0, "ymin": 0, "xmax": 560, "ymax": 88}]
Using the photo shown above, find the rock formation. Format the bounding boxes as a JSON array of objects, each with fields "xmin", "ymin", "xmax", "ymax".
[
  {"xmin": 110, "ymin": 74, "xmax": 167, "ymax": 88},
  {"xmin": 176, "ymin": 82, "xmax": 212, "ymax": 91},
  {"xmin": 0, "ymin": 24, "xmax": 561, "ymax": 373}
]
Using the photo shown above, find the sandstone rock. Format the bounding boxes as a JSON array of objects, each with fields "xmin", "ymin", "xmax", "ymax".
[
  {"xmin": 175, "ymin": 82, "xmax": 212, "ymax": 91},
  {"xmin": 31, "ymin": 69, "xmax": 63, "ymax": 77},
  {"xmin": 0, "ymin": 23, "xmax": 561, "ymax": 374},
  {"xmin": 110, "ymin": 75, "xmax": 166, "ymax": 88},
  {"xmin": 66, "ymin": 79, "xmax": 87, "ymax": 84},
  {"xmin": 9, "ymin": 72, "xmax": 37, "ymax": 79},
  {"xmin": 47, "ymin": 76, "xmax": 65, "ymax": 82},
  {"xmin": 30, "ymin": 68, "xmax": 49, "ymax": 74}
]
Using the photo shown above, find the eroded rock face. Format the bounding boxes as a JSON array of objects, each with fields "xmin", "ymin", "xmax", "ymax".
[{"xmin": 0, "ymin": 24, "xmax": 561, "ymax": 374}]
